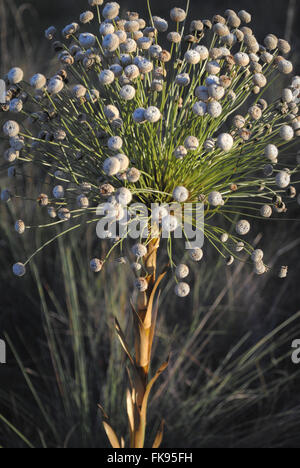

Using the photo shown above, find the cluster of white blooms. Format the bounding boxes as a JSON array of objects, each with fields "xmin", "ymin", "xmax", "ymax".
[{"xmin": 1, "ymin": 1, "xmax": 299, "ymax": 290}]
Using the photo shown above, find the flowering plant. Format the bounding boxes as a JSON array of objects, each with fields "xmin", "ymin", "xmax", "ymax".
[{"xmin": 2, "ymin": 0, "xmax": 300, "ymax": 447}]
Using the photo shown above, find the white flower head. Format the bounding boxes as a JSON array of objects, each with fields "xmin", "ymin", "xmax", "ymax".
[
  {"xmin": 190, "ymin": 248, "xmax": 203, "ymax": 262},
  {"xmin": 276, "ymin": 171, "xmax": 290, "ymax": 188},
  {"xmin": 3, "ymin": 121, "xmax": 20, "ymax": 137},
  {"xmin": 132, "ymin": 243, "xmax": 147, "ymax": 258},
  {"xmin": 235, "ymin": 219, "xmax": 250, "ymax": 235},
  {"xmin": 79, "ymin": 33, "xmax": 96, "ymax": 48},
  {"xmin": 175, "ymin": 282, "xmax": 190, "ymax": 297},
  {"xmin": 217, "ymin": 133, "xmax": 234, "ymax": 152},
  {"xmin": 8, "ymin": 67, "xmax": 23, "ymax": 84},
  {"xmin": 173, "ymin": 186, "xmax": 189, "ymax": 203},
  {"xmin": 208, "ymin": 191, "xmax": 223, "ymax": 207},
  {"xmin": 13, "ymin": 262, "xmax": 26, "ymax": 277},
  {"xmin": 90, "ymin": 258, "xmax": 103, "ymax": 273},
  {"xmin": 103, "ymin": 157, "xmax": 121, "ymax": 176},
  {"xmin": 175, "ymin": 264, "xmax": 189, "ymax": 280}
]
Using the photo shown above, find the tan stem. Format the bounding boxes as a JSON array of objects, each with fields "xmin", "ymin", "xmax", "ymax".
[{"xmin": 132, "ymin": 237, "xmax": 160, "ymax": 448}]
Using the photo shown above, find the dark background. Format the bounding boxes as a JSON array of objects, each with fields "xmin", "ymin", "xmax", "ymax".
[{"xmin": 0, "ymin": 0, "xmax": 300, "ymax": 449}]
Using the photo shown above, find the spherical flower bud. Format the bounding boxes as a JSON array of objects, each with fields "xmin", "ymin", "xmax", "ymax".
[
  {"xmin": 131, "ymin": 262, "xmax": 142, "ymax": 273},
  {"xmin": 235, "ymin": 219, "xmax": 250, "ymax": 235},
  {"xmin": 38, "ymin": 194, "xmax": 49, "ymax": 207},
  {"xmin": 80, "ymin": 10, "xmax": 94, "ymax": 23},
  {"xmin": 162, "ymin": 215, "xmax": 178, "ymax": 232},
  {"xmin": 236, "ymin": 242, "xmax": 245, "ymax": 253},
  {"xmin": 193, "ymin": 101, "xmax": 207, "ymax": 116},
  {"xmin": 261, "ymin": 52, "xmax": 273, "ymax": 64},
  {"xmin": 238, "ymin": 10, "xmax": 251, "ymax": 23},
  {"xmin": 175, "ymin": 264, "xmax": 189, "ymax": 280},
  {"xmin": 103, "ymin": 157, "xmax": 121, "ymax": 176},
  {"xmin": 3, "ymin": 120, "xmax": 19, "ymax": 137},
  {"xmin": 248, "ymin": 105, "xmax": 262, "ymax": 120},
  {"xmin": 144, "ymin": 106, "xmax": 161, "ymax": 123},
  {"xmin": 185, "ymin": 50, "xmax": 200, "ymax": 65},
  {"xmin": 278, "ymin": 59, "xmax": 293, "ymax": 74},
  {"xmin": 170, "ymin": 8, "xmax": 186, "ymax": 22},
  {"xmin": 15, "ymin": 220, "xmax": 25, "ymax": 234},
  {"xmin": 153, "ymin": 16, "xmax": 168, "ymax": 32},
  {"xmin": 278, "ymin": 266, "xmax": 288, "ymax": 279},
  {"xmin": 132, "ymin": 243, "xmax": 147, "ymax": 258},
  {"xmin": 58, "ymin": 208, "xmax": 71, "ymax": 221},
  {"xmin": 102, "ymin": 33, "xmax": 119, "ymax": 52},
  {"xmin": 276, "ymin": 170, "xmax": 290, "ymax": 188},
  {"xmin": 282, "ymin": 88, "xmax": 294, "ymax": 103},
  {"xmin": 233, "ymin": 115, "xmax": 246, "ymax": 129},
  {"xmin": 175, "ymin": 73, "xmax": 190, "ymax": 87},
  {"xmin": 251, "ymin": 249, "xmax": 264, "ymax": 263},
  {"xmin": 8, "ymin": 67, "xmax": 23, "ymax": 84},
  {"xmin": 208, "ymin": 84, "xmax": 225, "ymax": 101},
  {"xmin": 13, "ymin": 262, "xmax": 26, "ymax": 277},
  {"xmin": 174, "ymin": 146, "xmax": 187, "ymax": 160},
  {"xmin": 206, "ymin": 61, "xmax": 221, "ymax": 75},
  {"xmin": 278, "ymin": 39, "xmax": 291, "ymax": 54},
  {"xmin": 116, "ymin": 187, "xmax": 132, "ymax": 205},
  {"xmin": 193, "ymin": 46, "xmax": 208, "ymax": 61},
  {"xmin": 280, "ymin": 125, "xmax": 294, "ymax": 141},
  {"xmin": 30, "ymin": 73, "xmax": 46, "ymax": 90},
  {"xmin": 99, "ymin": 70, "xmax": 115, "ymax": 86},
  {"xmin": 208, "ymin": 101, "xmax": 222, "ymax": 118},
  {"xmin": 264, "ymin": 34, "xmax": 278, "ymax": 51},
  {"xmin": 184, "ymin": 136, "xmax": 199, "ymax": 151},
  {"xmin": 104, "ymin": 105, "xmax": 119, "ymax": 121},
  {"xmin": 72, "ymin": 85, "xmax": 86, "ymax": 98},
  {"xmin": 208, "ymin": 191, "xmax": 223, "ymax": 207},
  {"xmin": 175, "ymin": 282, "xmax": 190, "ymax": 298},
  {"xmin": 120, "ymin": 38, "xmax": 137, "ymax": 54},
  {"xmin": 8, "ymin": 98, "xmax": 22, "ymax": 113},
  {"xmin": 133, "ymin": 107, "xmax": 146, "ymax": 124},
  {"xmin": 189, "ymin": 248, "xmax": 203, "ymax": 262},
  {"xmin": 108, "ymin": 136, "xmax": 122, "ymax": 151},
  {"xmin": 4, "ymin": 148, "xmax": 19, "ymax": 163},
  {"xmin": 254, "ymin": 261, "xmax": 266, "ymax": 275},
  {"xmin": 135, "ymin": 277, "xmax": 148, "ymax": 292},
  {"xmin": 79, "ymin": 33, "xmax": 96, "ymax": 48},
  {"xmin": 102, "ymin": 2, "xmax": 120, "ymax": 20},
  {"xmin": 100, "ymin": 22, "xmax": 115, "ymax": 36},
  {"xmin": 53, "ymin": 185, "xmax": 64, "ymax": 198},
  {"xmin": 221, "ymin": 233, "xmax": 229, "ymax": 243},
  {"xmin": 120, "ymin": 85, "xmax": 136, "ymax": 100},
  {"xmin": 260, "ymin": 204, "xmax": 272, "ymax": 218},
  {"xmin": 173, "ymin": 186, "xmax": 189, "ymax": 203},
  {"xmin": 90, "ymin": 258, "xmax": 103, "ymax": 273},
  {"xmin": 45, "ymin": 26, "xmax": 56, "ymax": 40},
  {"xmin": 264, "ymin": 144, "xmax": 278, "ymax": 161},
  {"xmin": 234, "ymin": 52, "xmax": 250, "ymax": 66},
  {"xmin": 253, "ymin": 73, "xmax": 267, "ymax": 87},
  {"xmin": 217, "ymin": 133, "xmax": 234, "ymax": 152},
  {"xmin": 195, "ymin": 86, "xmax": 209, "ymax": 101},
  {"xmin": 213, "ymin": 23, "xmax": 229, "ymax": 37},
  {"xmin": 127, "ymin": 167, "xmax": 140, "ymax": 183},
  {"xmin": 77, "ymin": 194, "xmax": 89, "ymax": 208},
  {"xmin": 47, "ymin": 77, "xmax": 64, "ymax": 94}
]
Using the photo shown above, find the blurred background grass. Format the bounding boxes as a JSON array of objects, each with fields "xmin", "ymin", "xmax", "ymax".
[{"xmin": 0, "ymin": 0, "xmax": 300, "ymax": 448}]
